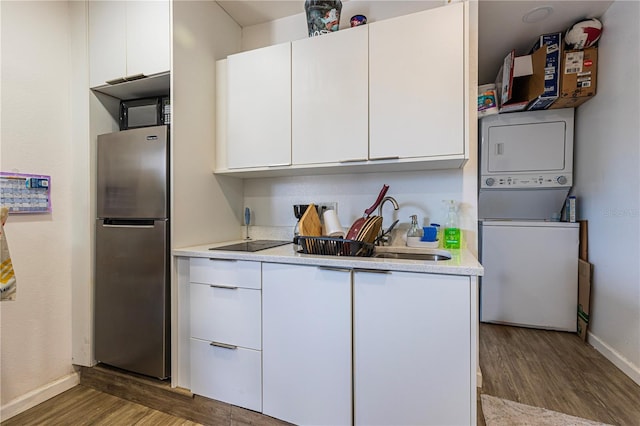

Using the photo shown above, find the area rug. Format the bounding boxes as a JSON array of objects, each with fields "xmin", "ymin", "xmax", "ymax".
[{"xmin": 481, "ymin": 394, "xmax": 613, "ymax": 426}]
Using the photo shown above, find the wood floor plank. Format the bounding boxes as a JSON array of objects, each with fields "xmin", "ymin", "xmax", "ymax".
[
  {"xmin": 479, "ymin": 323, "xmax": 640, "ymax": 426},
  {"xmin": 230, "ymin": 405, "xmax": 292, "ymax": 426},
  {"xmin": 6, "ymin": 325, "xmax": 639, "ymax": 426},
  {"xmin": 1, "ymin": 386, "xmax": 197, "ymax": 426}
]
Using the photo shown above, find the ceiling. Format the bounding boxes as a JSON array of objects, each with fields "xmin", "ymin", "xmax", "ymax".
[{"xmin": 216, "ymin": 0, "xmax": 613, "ymax": 83}]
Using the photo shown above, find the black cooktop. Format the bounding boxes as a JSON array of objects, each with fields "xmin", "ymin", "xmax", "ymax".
[{"xmin": 209, "ymin": 240, "xmax": 292, "ymax": 252}]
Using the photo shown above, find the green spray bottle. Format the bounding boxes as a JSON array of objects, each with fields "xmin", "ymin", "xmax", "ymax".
[{"xmin": 443, "ymin": 200, "xmax": 461, "ymax": 249}]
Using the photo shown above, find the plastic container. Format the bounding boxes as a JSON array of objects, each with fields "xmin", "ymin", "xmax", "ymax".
[
  {"xmin": 443, "ymin": 201, "xmax": 461, "ymax": 249},
  {"xmin": 421, "ymin": 226, "xmax": 438, "ymax": 242}
]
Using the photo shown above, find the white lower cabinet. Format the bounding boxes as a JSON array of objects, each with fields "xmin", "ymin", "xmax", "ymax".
[
  {"xmin": 262, "ymin": 263, "xmax": 352, "ymax": 426},
  {"xmin": 188, "ymin": 258, "xmax": 262, "ymax": 411},
  {"xmin": 353, "ymin": 270, "xmax": 472, "ymax": 426},
  {"xmin": 185, "ymin": 257, "xmax": 475, "ymax": 425}
]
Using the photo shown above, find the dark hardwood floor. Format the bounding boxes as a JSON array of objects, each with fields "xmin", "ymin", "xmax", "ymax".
[
  {"xmin": 479, "ymin": 323, "xmax": 640, "ymax": 426},
  {"xmin": 3, "ymin": 324, "xmax": 639, "ymax": 425},
  {"xmin": 1, "ymin": 385, "xmax": 200, "ymax": 426}
]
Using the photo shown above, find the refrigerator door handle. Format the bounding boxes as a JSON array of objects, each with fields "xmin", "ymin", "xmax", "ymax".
[
  {"xmin": 102, "ymin": 224, "xmax": 155, "ymax": 229},
  {"xmin": 101, "ymin": 219, "xmax": 157, "ymax": 228}
]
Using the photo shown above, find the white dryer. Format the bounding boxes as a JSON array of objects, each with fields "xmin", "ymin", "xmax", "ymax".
[{"xmin": 479, "ymin": 108, "xmax": 574, "ymax": 220}]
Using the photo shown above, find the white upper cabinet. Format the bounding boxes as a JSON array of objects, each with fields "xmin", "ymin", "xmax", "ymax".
[
  {"xmin": 227, "ymin": 42, "xmax": 292, "ymax": 169},
  {"xmin": 89, "ymin": 0, "xmax": 170, "ymax": 88},
  {"xmin": 369, "ymin": 3, "xmax": 465, "ymax": 160},
  {"xmin": 292, "ymin": 25, "xmax": 369, "ymax": 165},
  {"xmin": 125, "ymin": 1, "xmax": 170, "ymax": 80},
  {"xmin": 216, "ymin": 3, "xmax": 472, "ymax": 176}
]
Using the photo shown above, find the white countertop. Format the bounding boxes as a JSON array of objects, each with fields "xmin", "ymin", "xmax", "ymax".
[{"xmin": 173, "ymin": 239, "xmax": 483, "ymax": 276}]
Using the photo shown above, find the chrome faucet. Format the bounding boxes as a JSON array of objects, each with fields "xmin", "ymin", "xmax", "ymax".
[{"xmin": 377, "ymin": 196, "xmax": 399, "ymax": 245}]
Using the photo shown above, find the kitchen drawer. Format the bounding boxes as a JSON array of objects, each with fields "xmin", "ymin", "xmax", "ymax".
[
  {"xmin": 190, "ymin": 337, "xmax": 262, "ymax": 412},
  {"xmin": 190, "ymin": 282, "xmax": 261, "ymax": 350},
  {"xmin": 190, "ymin": 258, "xmax": 261, "ymax": 289}
]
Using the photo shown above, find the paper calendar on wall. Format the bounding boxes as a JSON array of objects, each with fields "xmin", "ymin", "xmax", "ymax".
[{"xmin": 0, "ymin": 172, "xmax": 51, "ymax": 214}]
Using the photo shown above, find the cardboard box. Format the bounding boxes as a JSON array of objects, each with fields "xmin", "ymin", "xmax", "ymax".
[
  {"xmin": 579, "ymin": 220, "xmax": 588, "ymax": 261},
  {"xmin": 528, "ymin": 32, "xmax": 562, "ymax": 110},
  {"xmin": 550, "ymin": 47, "xmax": 598, "ymax": 109},
  {"xmin": 495, "ymin": 47, "xmax": 547, "ymax": 113},
  {"xmin": 577, "ymin": 259, "xmax": 593, "ymax": 341}
]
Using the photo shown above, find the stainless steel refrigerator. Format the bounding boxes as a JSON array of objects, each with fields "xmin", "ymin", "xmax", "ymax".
[{"xmin": 95, "ymin": 125, "xmax": 170, "ymax": 379}]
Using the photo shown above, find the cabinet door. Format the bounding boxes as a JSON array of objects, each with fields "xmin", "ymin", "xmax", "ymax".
[
  {"xmin": 354, "ymin": 270, "xmax": 472, "ymax": 426},
  {"xmin": 369, "ymin": 3, "xmax": 465, "ymax": 160},
  {"xmin": 126, "ymin": 0, "xmax": 170, "ymax": 79},
  {"xmin": 88, "ymin": 0, "xmax": 126, "ymax": 87},
  {"xmin": 292, "ymin": 26, "xmax": 368, "ymax": 165},
  {"xmin": 262, "ymin": 263, "xmax": 352, "ymax": 426},
  {"xmin": 88, "ymin": 0, "xmax": 169, "ymax": 88},
  {"xmin": 227, "ymin": 43, "xmax": 291, "ymax": 169}
]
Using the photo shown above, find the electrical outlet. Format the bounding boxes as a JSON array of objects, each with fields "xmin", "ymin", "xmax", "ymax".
[{"xmin": 316, "ymin": 202, "xmax": 338, "ymax": 216}]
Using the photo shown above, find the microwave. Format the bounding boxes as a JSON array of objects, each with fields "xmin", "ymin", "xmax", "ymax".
[
  {"xmin": 479, "ymin": 108, "xmax": 574, "ymax": 189},
  {"xmin": 120, "ymin": 96, "xmax": 170, "ymax": 130}
]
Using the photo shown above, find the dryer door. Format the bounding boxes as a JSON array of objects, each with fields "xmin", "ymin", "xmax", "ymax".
[{"xmin": 486, "ymin": 120, "xmax": 567, "ymax": 173}]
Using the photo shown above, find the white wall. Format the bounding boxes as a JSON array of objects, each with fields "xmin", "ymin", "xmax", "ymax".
[
  {"xmin": 241, "ymin": 1, "xmax": 443, "ymax": 52},
  {"xmin": 240, "ymin": 1, "xmax": 479, "ymax": 253},
  {"xmin": 572, "ymin": 0, "xmax": 640, "ymax": 384},
  {"xmin": 0, "ymin": 0, "xmax": 78, "ymax": 416},
  {"xmin": 172, "ymin": 0, "xmax": 244, "ymax": 249}
]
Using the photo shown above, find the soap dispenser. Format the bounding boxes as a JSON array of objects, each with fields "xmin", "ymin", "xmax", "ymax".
[
  {"xmin": 407, "ymin": 215, "xmax": 423, "ymax": 239},
  {"xmin": 443, "ymin": 200, "xmax": 461, "ymax": 249}
]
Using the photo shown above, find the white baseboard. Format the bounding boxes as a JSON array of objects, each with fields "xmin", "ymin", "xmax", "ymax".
[
  {"xmin": 588, "ymin": 331, "xmax": 640, "ymax": 386},
  {"xmin": 0, "ymin": 371, "xmax": 80, "ymax": 422}
]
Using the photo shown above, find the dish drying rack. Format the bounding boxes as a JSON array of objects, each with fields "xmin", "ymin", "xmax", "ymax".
[{"xmin": 297, "ymin": 236, "xmax": 374, "ymax": 257}]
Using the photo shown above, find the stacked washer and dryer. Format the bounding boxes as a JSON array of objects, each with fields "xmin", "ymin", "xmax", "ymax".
[{"xmin": 478, "ymin": 109, "xmax": 579, "ymax": 332}]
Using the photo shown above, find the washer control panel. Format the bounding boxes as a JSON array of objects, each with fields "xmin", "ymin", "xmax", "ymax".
[{"xmin": 481, "ymin": 174, "xmax": 572, "ymax": 189}]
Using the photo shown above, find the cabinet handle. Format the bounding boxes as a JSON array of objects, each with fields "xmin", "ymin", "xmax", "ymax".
[
  {"xmin": 124, "ymin": 73, "xmax": 146, "ymax": 81},
  {"xmin": 209, "ymin": 284, "xmax": 238, "ymax": 290},
  {"xmin": 496, "ymin": 143, "xmax": 504, "ymax": 155},
  {"xmin": 267, "ymin": 163, "xmax": 290, "ymax": 168},
  {"xmin": 208, "ymin": 258, "xmax": 237, "ymax": 262},
  {"xmin": 319, "ymin": 266, "xmax": 352, "ymax": 273},
  {"xmin": 339, "ymin": 158, "xmax": 368, "ymax": 163},
  {"xmin": 369, "ymin": 156, "xmax": 400, "ymax": 161},
  {"xmin": 209, "ymin": 341, "xmax": 237, "ymax": 350},
  {"xmin": 353, "ymin": 268, "xmax": 391, "ymax": 274},
  {"xmin": 105, "ymin": 77, "xmax": 127, "ymax": 85}
]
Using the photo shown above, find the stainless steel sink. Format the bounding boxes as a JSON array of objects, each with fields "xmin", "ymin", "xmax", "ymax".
[{"xmin": 372, "ymin": 251, "xmax": 452, "ymax": 261}]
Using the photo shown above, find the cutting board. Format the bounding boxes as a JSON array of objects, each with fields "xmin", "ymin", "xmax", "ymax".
[{"xmin": 299, "ymin": 204, "xmax": 322, "ymax": 237}]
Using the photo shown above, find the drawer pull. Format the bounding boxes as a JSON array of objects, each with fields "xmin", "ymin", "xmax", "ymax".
[
  {"xmin": 209, "ymin": 284, "xmax": 238, "ymax": 290},
  {"xmin": 339, "ymin": 158, "xmax": 367, "ymax": 163},
  {"xmin": 208, "ymin": 258, "xmax": 237, "ymax": 262},
  {"xmin": 319, "ymin": 266, "xmax": 352, "ymax": 273},
  {"xmin": 210, "ymin": 341, "xmax": 237, "ymax": 350},
  {"xmin": 353, "ymin": 268, "xmax": 391, "ymax": 274},
  {"xmin": 369, "ymin": 156, "xmax": 400, "ymax": 161}
]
